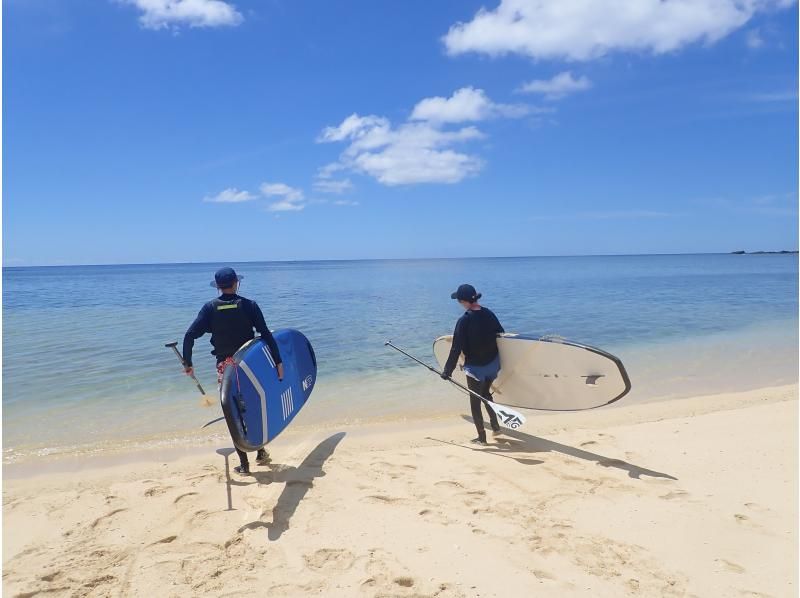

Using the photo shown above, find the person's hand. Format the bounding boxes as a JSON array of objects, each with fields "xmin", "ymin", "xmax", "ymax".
[
  {"xmin": 440, "ymin": 372, "xmax": 449, "ymax": 380},
  {"xmin": 277, "ymin": 363, "xmax": 284, "ymax": 381},
  {"xmin": 184, "ymin": 366, "xmax": 194, "ymax": 377}
]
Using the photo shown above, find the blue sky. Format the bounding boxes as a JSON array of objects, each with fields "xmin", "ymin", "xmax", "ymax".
[{"xmin": 3, "ymin": 0, "xmax": 798, "ymax": 265}]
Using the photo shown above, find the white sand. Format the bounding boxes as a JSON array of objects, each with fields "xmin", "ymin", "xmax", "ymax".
[{"xmin": 3, "ymin": 384, "xmax": 797, "ymax": 597}]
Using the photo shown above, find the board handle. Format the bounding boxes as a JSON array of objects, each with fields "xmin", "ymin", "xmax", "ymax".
[{"xmin": 307, "ymin": 340, "xmax": 317, "ymax": 368}]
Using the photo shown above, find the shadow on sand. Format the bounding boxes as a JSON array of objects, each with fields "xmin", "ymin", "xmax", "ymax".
[
  {"xmin": 433, "ymin": 416, "xmax": 677, "ymax": 481},
  {"xmin": 215, "ymin": 447, "xmax": 238, "ymax": 511},
  {"xmin": 233, "ymin": 432, "xmax": 346, "ymax": 541}
]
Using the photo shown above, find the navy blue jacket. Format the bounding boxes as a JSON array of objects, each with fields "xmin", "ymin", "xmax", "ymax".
[
  {"xmin": 443, "ymin": 307, "xmax": 504, "ymax": 377},
  {"xmin": 182, "ymin": 293, "xmax": 281, "ymax": 367}
]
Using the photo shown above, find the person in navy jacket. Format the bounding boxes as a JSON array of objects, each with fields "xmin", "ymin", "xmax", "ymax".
[
  {"xmin": 183, "ymin": 267, "xmax": 283, "ymax": 474},
  {"xmin": 442, "ymin": 284, "xmax": 504, "ymax": 445}
]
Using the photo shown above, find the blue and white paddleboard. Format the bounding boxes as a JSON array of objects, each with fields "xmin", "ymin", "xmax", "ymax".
[{"xmin": 220, "ymin": 329, "xmax": 317, "ymax": 452}]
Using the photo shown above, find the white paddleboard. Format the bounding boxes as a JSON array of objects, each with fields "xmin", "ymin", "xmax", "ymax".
[{"xmin": 433, "ymin": 333, "xmax": 631, "ymax": 411}]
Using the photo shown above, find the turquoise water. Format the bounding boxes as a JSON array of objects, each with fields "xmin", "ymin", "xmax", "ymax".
[{"xmin": 2, "ymin": 254, "xmax": 798, "ymax": 460}]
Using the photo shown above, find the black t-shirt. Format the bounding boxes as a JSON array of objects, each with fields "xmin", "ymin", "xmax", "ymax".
[{"xmin": 443, "ymin": 307, "xmax": 504, "ymax": 376}]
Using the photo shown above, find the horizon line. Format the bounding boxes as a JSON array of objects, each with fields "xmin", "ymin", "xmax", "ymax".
[{"xmin": 4, "ymin": 250, "xmax": 797, "ymax": 269}]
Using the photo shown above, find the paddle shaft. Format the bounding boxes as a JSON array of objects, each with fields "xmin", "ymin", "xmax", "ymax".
[
  {"xmin": 384, "ymin": 341, "xmax": 497, "ymax": 405},
  {"xmin": 165, "ymin": 341, "xmax": 207, "ymax": 395},
  {"xmin": 384, "ymin": 341, "xmax": 526, "ymax": 429}
]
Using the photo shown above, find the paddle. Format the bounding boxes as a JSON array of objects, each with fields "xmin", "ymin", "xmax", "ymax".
[
  {"xmin": 164, "ymin": 341, "xmax": 215, "ymax": 407},
  {"xmin": 384, "ymin": 341, "xmax": 526, "ymax": 430}
]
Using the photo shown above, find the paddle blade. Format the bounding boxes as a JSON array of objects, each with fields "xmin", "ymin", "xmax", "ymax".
[{"xmin": 487, "ymin": 402, "xmax": 526, "ymax": 429}]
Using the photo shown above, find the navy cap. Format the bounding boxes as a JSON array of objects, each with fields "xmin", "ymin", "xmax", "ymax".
[
  {"xmin": 451, "ymin": 284, "xmax": 482, "ymax": 302},
  {"xmin": 210, "ymin": 267, "xmax": 244, "ymax": 288}
]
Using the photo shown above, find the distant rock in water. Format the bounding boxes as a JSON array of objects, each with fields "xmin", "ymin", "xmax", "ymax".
[{"xmin": 730, "ymin": 250, "xmax": 798, "ymax": 255}]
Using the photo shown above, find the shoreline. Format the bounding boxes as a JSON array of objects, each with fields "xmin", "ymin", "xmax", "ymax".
[
  {"xmin": 5, "ymin": 314, "xmax": 797, "ymax": 463},
  {"xmin": 4, "ymin": 382, "xmax": 796, "ymax": 478}
]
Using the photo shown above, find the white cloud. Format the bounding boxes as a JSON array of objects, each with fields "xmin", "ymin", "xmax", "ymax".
[
  {"xmin": 443, "ymin": 0, "xmax": 795, "ymax": 61},
  {"xmin": 260, "ymin": 182, "xmax": 306, "ymax": 212},
  {"xmin": 316, "ymin": 87, "xmax": 532, "ymax": 186},
  {"xmin": 410, "ymin": 87, "xmax": 529, "ymax": 122},
  {"xmin": 746, "ymin": 90, "xmax": 798, "ymax": 102},
  {"xmin": 318, "ymin": 115, "xmax": 390, "ymax": 143},
  {"xmin": 260, "ymin": 182, "xmax": 303, "ymax": 201},
  {"xmin": 202, "ymin": 187, "xmax": 256, "ymax": 203},
  {"xmin": 122, "ymin": 0, "xmax": 243, "ymax": 30},
  {"xmin": 267, "ymin": 200, "xmax": 305, "ymax": 212},
  {"xmin": 745, "ymin": 28, "xmax": 765, "ymax": 48},
  {"xmin": 313, "ymin": 178, "xmax": 354, "ymax": 194},
  {"xmin": 519, "ymin": 72, "xmax": 592, "ymax": 100},
  {"xmin": 333, "ymin": 199, "xmax": 360, "ymax": 207},
  {"xmin": 318, "ymin": 113, "xmax": 484, "ymax": 185}
]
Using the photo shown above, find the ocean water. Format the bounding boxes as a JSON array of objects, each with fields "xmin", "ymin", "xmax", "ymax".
[{"xmin": 2, "ymin": 254, "xmax": 798, "ymax": 462}]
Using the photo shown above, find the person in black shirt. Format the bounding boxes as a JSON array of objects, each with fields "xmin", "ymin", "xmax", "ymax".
[
  {"xmin": 183, "ymin": 267, "xmax": 283, "ymax": 475},
  {"xmin": 441, "ymin": 284, "xmax": 504, "ymax": 445}
]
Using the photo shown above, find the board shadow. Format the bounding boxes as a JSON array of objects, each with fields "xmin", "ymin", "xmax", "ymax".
[
  {"xmin": 459, "ymin": 415, "xmax": 677, "ymax": 480},
  {"xmin": 238, "ymin": 432, "xmax": 346, "ymax": 541}
]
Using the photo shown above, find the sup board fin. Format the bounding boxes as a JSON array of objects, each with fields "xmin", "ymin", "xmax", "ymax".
[{"xmin": 583, "ymin": 375, "xmax": 604, "ymax": 386}]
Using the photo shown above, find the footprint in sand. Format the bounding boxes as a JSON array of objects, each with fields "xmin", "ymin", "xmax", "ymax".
[
  {"xmin": 144, "ymin": 486, "xmax": 170, "ymax": 497},
  {"xmin": 659, "ymin": 490, "xmax": 690, "ymax": 500},
  {"xmin": 151, "ymin": 535, "xmax": 178, "ymax": 545},
  {"xmin": 304, "ymin": 548, "xmax": 356, "ymax": 571},
  {"xmin": 418, "ymin": 508, "xmax": 456, "ymax": 526},
  {"xmin": 717, "ymin": 559, "xmax": 745, "ymax": 573},
  {"xmin": 744, "ymin": 502, "xmax": 772, "ymax": 513},
  {"xmin": 365, "ymin": 494, "xmax": 404, "ymax": 504},
  {"xmin": 463, "ymin": 490, "xmax": 486, "ymax": 497},
  {"xmin": 732, "ymin": 513, "xmax": 763, "ymax": 529},
  {"xmin": 81, "ymin": 574, "xmax": 117, "ymax": 591},
  {"xmin": 173, "ymin": 492, "xmax": 198, "ymax": 505},
  {"xmin": 434, "ymin": 480, "xmax": 464, "ymax": 489},
  {"xmin": 90, "ymin": 508, "xmax": 127, "ymax": 529},
  {"xmin": 191, "ymin": 510, "xmax": 211, "ymax": 524}
]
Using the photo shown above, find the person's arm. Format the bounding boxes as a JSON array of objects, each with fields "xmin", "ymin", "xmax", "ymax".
[
  {"xmin": 494, "ymin": 311, "xmax": 505, "ymax": 334},
  {"xmin": 442, "ymin": 318, "xmax": 465, "ymax": 378},
  {"xmin": 182, "ymin": 304, "xmax": 212, "ymax": 369},
  {"xmin": 247, "ymin": 300, "xmax": 284, "ymax": 379}
]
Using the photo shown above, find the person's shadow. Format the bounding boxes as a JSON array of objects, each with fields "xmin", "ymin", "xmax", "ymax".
[
  {"xmin": 236, "ymin": 432, "xmax": 346, "ymax": 541},
  {"xmin": 451, "ymin": 415, "xmax": 677, "ymax": 480}
]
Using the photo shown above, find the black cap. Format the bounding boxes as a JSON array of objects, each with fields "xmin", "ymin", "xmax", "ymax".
[
  {"xmin": 451, "ymin": 284, "xmax": 482, "ymax": 302},
  {"xmin": 210, "ymin": 267, "xmax": 244, "ymax": 288}
]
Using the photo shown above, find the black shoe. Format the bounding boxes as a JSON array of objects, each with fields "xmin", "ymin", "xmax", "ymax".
[
  {"xmin": 234, "ymin": 464, "xmax": 251, "ymax": 475},
  {"xmin": 470, "ymin": 437, "xmax": 488, "ymax": 446},
  {"xmin": 256, "ymin": 449, "xmax": 271, "ymax": 465},
  {"xmin": 491, "ymin": 426, "xmax": 501, "ymax": 434}
]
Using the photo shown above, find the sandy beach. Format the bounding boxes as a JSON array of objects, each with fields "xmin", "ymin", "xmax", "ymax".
[{"xmin": 3, "ymin": 384, "xmax": 797, "ymax": 598}]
